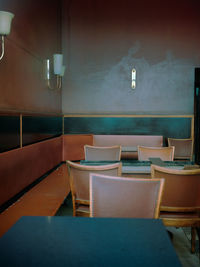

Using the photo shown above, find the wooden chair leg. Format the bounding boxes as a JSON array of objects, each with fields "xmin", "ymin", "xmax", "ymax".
[
  {"xmin": 191, "ymin": 227, "xmax": 196, "ymax": 253},
  {"xmin": 196, "ymin": 227, "xmax": 200, "ymax": 257},
  {"xmin": 72, "ymin": 195, "xmax": 77, "ymax": 216}
]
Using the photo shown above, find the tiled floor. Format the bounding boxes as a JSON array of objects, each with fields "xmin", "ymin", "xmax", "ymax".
[
  {"xmin": 169, "ymin": 227, "xmax": 199, "ymax": 267},
  {"xmin": 56, "ymin": 195, "xmax": 200, "ymax": 266}
]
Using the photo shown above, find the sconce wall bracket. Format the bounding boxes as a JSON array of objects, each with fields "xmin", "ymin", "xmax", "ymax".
[
  {"xmin": 0, "ymin": 35, "xmax": 5, "ymax": 60},
  {"xmin": 0, "ymin": 11, "xmax": 14, "ymax": 61},
  {"xmin": 132, "ymin": 68, "xmax": 136, "ymax": 89}
]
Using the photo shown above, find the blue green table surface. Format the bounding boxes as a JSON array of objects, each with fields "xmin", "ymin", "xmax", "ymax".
[
  {"xmin": 80, "ymin": 159, "xmax": 194, "ymax": 166},
  {"xmin": 0, "ymin": 216, "xmax": 181, "ymax": 267},
  {"xmin": 80, "ymin": 160, "xmax": 194, "ymax": 174}
]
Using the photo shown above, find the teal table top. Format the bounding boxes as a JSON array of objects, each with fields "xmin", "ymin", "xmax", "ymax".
[
  {"xmin": 0, "ymin": 216, "xmax": 181, "ymax": 267},
  {"xmin": 80, "ymin": 160, "xmax": 195, "ymax": 174},
  {"xmin": 80, "ymin": 160, "xmax": 194, "ymax": 166}
]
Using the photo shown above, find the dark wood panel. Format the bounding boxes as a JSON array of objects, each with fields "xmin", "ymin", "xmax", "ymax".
[
  {"xmin": 0, "ymin": 116, "xmax": 20, "ymax": 152},
  {"xmin": 22, "ymin": 116, "xmax": 62, "ymax": 146}
]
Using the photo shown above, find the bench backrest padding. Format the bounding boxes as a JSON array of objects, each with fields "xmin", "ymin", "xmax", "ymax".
[
  {"xmin": 93, "ymin": 135, "xmax": 163, "ymax": 147},
  {"xmin": 93, "ymin": 135, "xmax": 163, "ymax": 159},
  {"xmin": 0, "ymin": 136, "xmax": 62, "ymax": 206}
]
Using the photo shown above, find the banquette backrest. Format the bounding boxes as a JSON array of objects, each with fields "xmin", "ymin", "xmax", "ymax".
[
  {"xmin": 0, "ymin": 136, "xmax": 63, "ymax": 207},
  {"xmin": 93, "ymin": 135, "xmax": 163, "ymax": 159}
]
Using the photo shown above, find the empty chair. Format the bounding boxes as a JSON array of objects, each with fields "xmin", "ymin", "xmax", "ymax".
[
  {"xmin": 66, "ymin": 160, "xmax": 122, "ymax": 217},
  {"xmin": 138, "ymin": 146, "xmax": 175, "ymax": 161},
  {"xmin": 151, "ymin": 164, "xmax": 200, "ymax": 253},
  {"xmin": 84, "ymin": 145, "xmax": 121, "ymax": 161},
  {"xmin": 90, "ymin": 173, "xmax": 164, "ymax": 218},
  {"xmin": 168, "ymin": 138, "xmax": 193, "ymax": 160}
]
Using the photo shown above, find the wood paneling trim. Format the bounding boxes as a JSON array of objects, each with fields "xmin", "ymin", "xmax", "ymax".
[
  {"xmin": 20, "ymin": 114, "xmax": 22, "ymax": 148},
  {"xmin": 64, "ymin": 114, "xmax": 194, "ymax": 118},
  {"xmin": 0, "ymin": 110, "xmax": 62, "ymax": 117}
]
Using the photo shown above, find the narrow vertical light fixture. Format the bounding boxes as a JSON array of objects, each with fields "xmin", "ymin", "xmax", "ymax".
[
  {"xmin": 44, "ymin": 54, "xmax": 65, "ymax": 90},
  {"xmin": 132, "ymin": 68, "xmax": 136, "ymax": 89}
]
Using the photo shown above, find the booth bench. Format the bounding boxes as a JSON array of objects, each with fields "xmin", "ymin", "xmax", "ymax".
[
  {"xmin": 93, "ymin": 135, "xmax": 163, "ymax": 159},
  {"xmin": 0, "ymin": 134, "xmax": 163, "ymax": 237},
  {"xmin": 0, "ymin": 136, "xmax": 69, "ymax": 237}
]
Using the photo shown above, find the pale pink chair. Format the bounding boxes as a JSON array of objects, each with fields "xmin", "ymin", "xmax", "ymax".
[
  {"xmin": 66, "ymin": 160, "xmax": 122, "ymax": 217},
  {"xmin": 138, "ymin": 146, "xmax": 175, "ymax": 161},
  {"xmin": 90, "ymin": 173, "xmax": 164, "ymax": 218},
  {"xmin": 168, "ymin": 138, "xmax": 193, "ymax": 160},
  {"xmin": 84, "ymin": 145, "xmax": 121, "ymax": 161},
  {"xmin": 151, "ymin": 164, "xmax": 200, "ymax": 253}
]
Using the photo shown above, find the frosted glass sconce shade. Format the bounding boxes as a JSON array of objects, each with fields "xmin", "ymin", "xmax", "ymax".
[
  {"xmin": 44, "ymin": 54, "xmax": 66, "ymax": 90},
  {"xmin": 53, "ymin": 54, "xmax": 63, "ymax": 75},
  {"xmin": 0, "ymin": 11, "xmax": 14, "ymax": 35},
  {"xmin": 0, "ymin": 11, "xmax": 14, "ymax": 61}
]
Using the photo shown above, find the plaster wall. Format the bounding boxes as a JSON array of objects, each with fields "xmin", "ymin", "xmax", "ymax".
[{"xmin": 62, "ymin": 0, "xmax": 200, "ymax": 115}]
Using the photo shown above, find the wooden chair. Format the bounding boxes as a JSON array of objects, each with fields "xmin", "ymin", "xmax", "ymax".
[
  {"xmin": 151, "ymin": 164, "xmax": 200, "ymax": 253},
  {"xmin": 84, "ymin": 145, "xmax": 121, "ymax": 161},
  {"xmin": 168, "ymin": 138, "xmax": 193, "ymax": 160},
  {"xmin": 66, "ymin": 160, "xmax": 122, "ymax": 217},
  {"xmin": 138, "ymin": 146, "xmax": 175, "ymax": 161},
  {"xmin": 90, "ymin": 173, "xmax": 164, "ymax": 218}
]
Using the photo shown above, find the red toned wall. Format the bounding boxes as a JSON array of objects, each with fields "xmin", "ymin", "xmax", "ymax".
[
  {"xmin": 0, "ymin": 0, "xmax": 62, "ymax": 114},
  {"xmin": 62, "ymin": 0, "xmax": 200, "ymax": 115}
]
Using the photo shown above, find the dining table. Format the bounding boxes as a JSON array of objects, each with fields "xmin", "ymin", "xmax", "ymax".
[
  {"xmin": 80, "ymin": 159, "xmax": 195, "ymax": 177},
  {"xmin": 0, "ymin": 216, "xmax": 181, "ymax": 266}
]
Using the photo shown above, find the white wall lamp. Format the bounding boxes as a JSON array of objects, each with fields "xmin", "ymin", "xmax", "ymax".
[
  {"xmin": 45, "ymin": 54, "xmax": 65, "ymax": 90},
  {"xmin": 0, "ymin": 11, "xmax": 14, "ymax": 61},
  {"xmin": 131, "ymin": 68, "xmax": 136, "ymax": 89}
]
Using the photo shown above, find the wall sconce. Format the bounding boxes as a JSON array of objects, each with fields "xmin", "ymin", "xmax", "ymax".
[
  {"xmin": 132, "ymin": 68, "xmax": 136, "ymax": 89},
  {"xmin": 44, "ymin": 54, "xmax": 65, "ymax": 90},
  {"xmin": 0, "ymin": 11, "xmax": 14, "ymax": 61}
]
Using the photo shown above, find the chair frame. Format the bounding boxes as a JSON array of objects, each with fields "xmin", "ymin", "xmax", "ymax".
[
  {"xmin": 84, "ymin": 145, "xmax": 121, "ymax": 161},
  {"xmin": 151, "ymin": 164, "xmax": 200, "ymax": 253},
  {"xmin": 168, "ymin": 138, "xmax": 193, "ymax": 161},
  {"xmin": 66, "ymin": 160, "xmax": 122, "ymax": 217},
  {"xmin": 89, "ymin": 173, "xmax": 165, "ymax": 219},
  {"xmin": 138, "ymin": 145, "xmax": 175, "ymax": 161}
]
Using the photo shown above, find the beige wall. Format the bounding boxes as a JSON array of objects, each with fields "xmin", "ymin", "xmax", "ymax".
[{"xmin": 61, "ymin": 0, "xmax": 200, "ymax": 115}]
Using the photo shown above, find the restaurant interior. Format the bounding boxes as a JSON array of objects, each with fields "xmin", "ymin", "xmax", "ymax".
[{"xmin": 0, "ymin": 0, "xmax": 200, "ymax": 266}]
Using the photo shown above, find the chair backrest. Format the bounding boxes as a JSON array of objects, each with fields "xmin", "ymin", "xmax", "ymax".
[
  {"xmin": 138, "ymin": 146, "xmax": 175, "ymax": 161},
  {"xmin": 90, "ymin": 174, "xmax": 164, "ymax": 218},
  {"xmin": 66, "ymin": 160, "xmax": 122, "ymax": 202},
  {"xmin": 84, "ymin": 145, "xmax": 121, "ymax": 161},
  {"xmin": 151, "ymin": 164, "xmax": 200, "ymax": 211},
  {"xmin": 168, "ymin": 138, "xmax": 193, "ymax": 160}
]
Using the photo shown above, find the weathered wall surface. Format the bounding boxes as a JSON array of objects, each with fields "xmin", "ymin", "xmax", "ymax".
[{"xmin": 62, "ymin": 0, "xmax": 200, "ymax": 115}]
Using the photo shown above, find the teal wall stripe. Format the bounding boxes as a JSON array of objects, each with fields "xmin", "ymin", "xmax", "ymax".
[
  {"xmin": 22, "ymin": 116, "xmax": 62, "ymax": 146},
  {"xmin": 64, "ymin": 117, "xmax": 192, "ymax": 142},
  {"xmin": 0, "ymin": 115, "xmax": 192, "ymax": 152}
]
